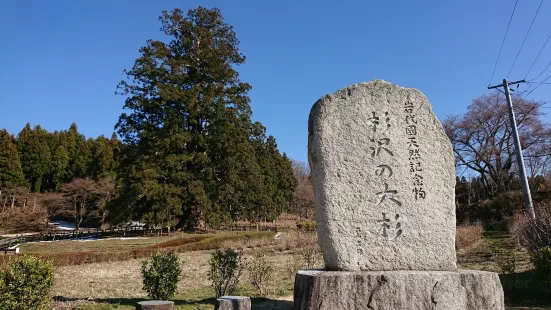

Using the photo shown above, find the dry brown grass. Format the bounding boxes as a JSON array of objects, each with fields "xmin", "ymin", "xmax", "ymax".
[
  {"xmin": 233, "ymin": 213, "xmax": 303, "ymax": 230},
  {"xmin": 50, "ymin": 231, "xmax": 323, "ymax": 302},
  {"xmin": 49, "ymin": 230, "xmax": 551, "ymax": 310},
  {"xmin": 218, "ymin": 230, "xmax": 322, "ymax": 260},
  {"xmin": 456, "ymin": 223, "xmax": 483, "ymax": 251},
  {"xmin": 271, "ymin": 231, "xmax": 318, "ymax": 252},
  {"xmin": 219, "ymin": 233, "xmax": 274, "ymax": 250},
  {"xmin": 52, "ymin": 251, "xmax": 212, "ymax": 299},
  {"xmin": 52, "ymin": 250, "xmax": 304, "ymax": 300}
]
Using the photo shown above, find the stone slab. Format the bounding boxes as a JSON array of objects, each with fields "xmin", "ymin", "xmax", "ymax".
[
  {"xmin": 215, "ymin": 296, "xmax": 251, "ymax": 310},
  {"xmin": 308, "ymin": 80, "xmax": 457, "ymax": 271},
  {"xmin": 294, "ymin": 269, "xmax": 504, "ymax": 310},
  {"xmin": 136, "ymin": 300, "xmax": 174, "ymax": 310}
]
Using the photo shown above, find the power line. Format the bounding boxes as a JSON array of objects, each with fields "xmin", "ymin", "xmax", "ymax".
[
  {"xmin": 522, "ymin": 73, "xmax": 551, "ymax": 99},
  {"xmin": 507, "ymin": 0, "xmax": 544, "ymax": 78},
  {"xmin": 527, "ymin": 81, "xmax": 551, "ymax": 85},
  {"xmin": 528, "ymin": 59, "xmax": 551, "ymax": 81},
  {"xmin": 532, "ymin": 72, "xmax": 551, "ymax": 91},
  {"xmin": 488, "ymin": 0, "xmax": 519, "ymax": 86},
  {"xmin": 525, "ymin": 31, "xmax": 551, "ymax": 79}
]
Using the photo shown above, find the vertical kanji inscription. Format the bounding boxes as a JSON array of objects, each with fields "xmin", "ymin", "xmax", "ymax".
[{"xmin": 404, "ymin": 100, "xmax": 426, "ymax": 200}]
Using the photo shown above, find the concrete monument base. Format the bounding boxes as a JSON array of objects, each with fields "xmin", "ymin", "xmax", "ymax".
[{"xmin": 294, "ymin": 270, "xmax": 504, "ymax": 310}]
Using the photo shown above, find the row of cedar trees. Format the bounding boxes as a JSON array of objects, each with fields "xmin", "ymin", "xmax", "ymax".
[
  {"xmin": 0, "ymin": 123, "xmax": 119, "ymax": 192},
  {"xmin": 0, "ymin": 7, "xmax": 316, "ymax": 232},
  {"xmin": 0, "ymin": 122, "xmax": 308, "ymax": 231},
  {"xmin": 0, "ymin": 124, "xmax": 120, "ymax": 230},
  {"xmin": 0, "ymin": 119, "xmax": 306, "ymax": 231}
]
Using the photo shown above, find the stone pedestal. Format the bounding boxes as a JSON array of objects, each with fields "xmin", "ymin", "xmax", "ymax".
[
  {"xmin": 294, "ymin": 270, "xmax": 504, "ymax": 310},
  {"xmin": 215, "ymin": 296, "xmax": 251, "ymax": 310},
  {"xmin": 135, "ymin": 300, "xmax": 174, "ymax": 310}
]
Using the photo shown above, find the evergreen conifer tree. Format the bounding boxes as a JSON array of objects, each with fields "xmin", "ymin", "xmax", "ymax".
[
  {"xmin": 115, "ymin": 7, "xmax": 295, "ymax": 228},
  {"xmin": 0, "ymin": 129, "xmax": 26, "ymax": 188},
  {"xmin": 16, "ymin": 124, "xmax": 51, "ymax": 192}
]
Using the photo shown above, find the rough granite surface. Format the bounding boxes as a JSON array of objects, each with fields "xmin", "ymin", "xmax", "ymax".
[
  {"xmin": 308, "ymin": 80, "xmax": 457, "ymax": 271},
  {"xmin": 215, "ymin": 296, "xmax": 251, "ymax": 310},
  {"xmin": 294, "ymin": 270, "xmax": 505, "ymax": 310}
]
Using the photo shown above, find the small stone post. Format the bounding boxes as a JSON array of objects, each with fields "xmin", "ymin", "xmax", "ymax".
[
  {"xmin": 214, "ymin": 296, "xmax": 251, "ymax": 310},
  {"xmin": 135, "ymin": 300, "xmax": 174, "ymax": 310}
]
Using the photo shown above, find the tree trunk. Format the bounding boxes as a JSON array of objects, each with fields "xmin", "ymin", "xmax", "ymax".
[{"xmin": 480, "ymin": 173, "xmax": 492, "ymax": 199}]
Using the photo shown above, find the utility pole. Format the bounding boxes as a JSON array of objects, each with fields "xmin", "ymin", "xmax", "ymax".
[{"xmin": 488, "ymin": 79, "xmax": 536, "ymax": 220}]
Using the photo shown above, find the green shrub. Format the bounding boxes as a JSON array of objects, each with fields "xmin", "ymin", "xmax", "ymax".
[
  {"xmin": 208, "ymin": 249, "xmax": 245, "ymax": 297},
  {"xmin": 531, "ymin": 246, "xmax": 551, "ymax": 289},
  {"xmin": 141, "ymin": 251, "xmax": 182, "ymax": 300},
  {"xmin": 0, "ymin": 255, "xmax": 54, "ymax": 310},
  {"xmin": 248, "ymin": 252, "xmax": 274, "ymax": 297}
]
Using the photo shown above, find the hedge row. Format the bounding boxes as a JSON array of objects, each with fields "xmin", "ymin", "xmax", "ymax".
[
  {"xmin": 1, "ymin": 231, "xmax": 274, "ymax": 267},
  {"xmin": 139, "ymin": 235, "xmax": 208, "ymax": 249}
]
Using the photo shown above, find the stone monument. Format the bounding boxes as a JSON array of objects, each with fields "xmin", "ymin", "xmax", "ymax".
[{"xmin": 294, "ymin": 80, "xmax": 505, "ymax": 309}]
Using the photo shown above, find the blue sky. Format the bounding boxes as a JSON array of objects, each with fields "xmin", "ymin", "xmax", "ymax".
[{"xmin": 1, "ymin": 0, "xmax": 550, "ymax": 163}]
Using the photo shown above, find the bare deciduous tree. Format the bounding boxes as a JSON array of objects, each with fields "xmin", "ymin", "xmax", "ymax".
[
  {"xmin": 443, "ymin": 92, "xmax": 551, "ymax": 198},
  {"xmin": 95, "ymin": 176, "xmax": 116, "ymax": 228},
  {"xmin": 291, "ymin": 160, "xmax": 315, "ymax": 220},
  {"xmin": 59, "ymin": 178, "xmax": 98, "ymax": 229}
]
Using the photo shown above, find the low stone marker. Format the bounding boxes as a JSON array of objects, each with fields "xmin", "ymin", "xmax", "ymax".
[
  {"xmin": 135, "ymin": 300, "xmax": 174, "ymax": 310},
  {"xmin": 294, "ymin": 80, "xmax": 505, "ymax": 309},
  {"xmin": 214, "ymin": 296, "xmax": 251, "ymax": 310}
]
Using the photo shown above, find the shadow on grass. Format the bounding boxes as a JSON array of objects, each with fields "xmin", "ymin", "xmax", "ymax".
[
  {"xmin": 251, "ymin": 298, "xmax": 293, "ymax": 310},
  {"xmin": 501, "ymin": 271, "xmax": 551, "ymax": 307},
  {"xmin": 53, "ymin": 296, "xmax": 294, "ymax": 310}
]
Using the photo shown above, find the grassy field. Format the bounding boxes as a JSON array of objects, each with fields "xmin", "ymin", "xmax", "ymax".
[
  {"xmin": 51, "ymin": 250, "xmax": 301, "ymax": 310},
  {"xmin": 4, "ymin": 229, "xmax": 550, "ymax": 309},
  {"xmin": 47, "ymin": 231, "xmax": 318, "ymax": 309}
]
